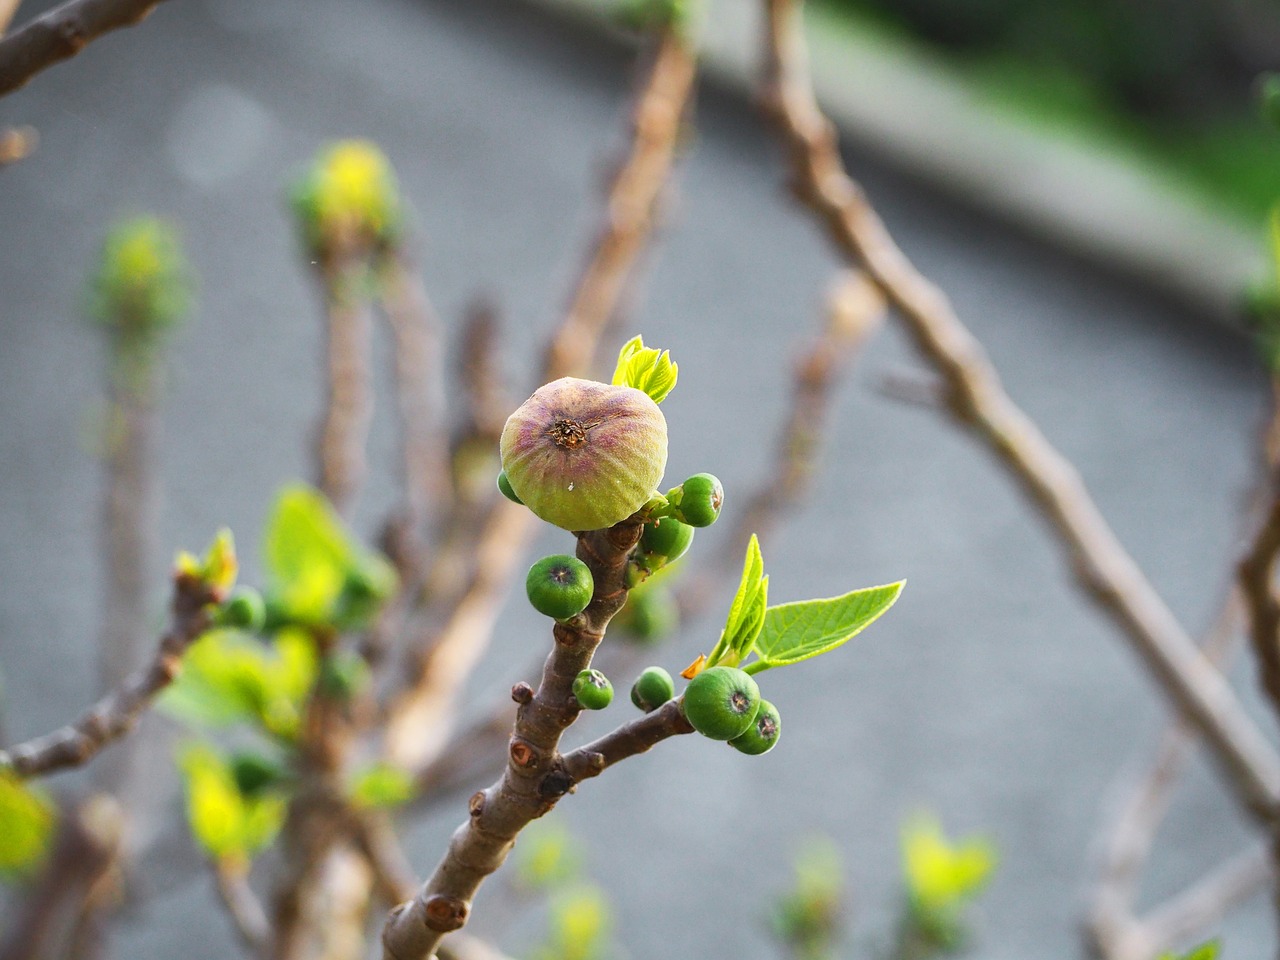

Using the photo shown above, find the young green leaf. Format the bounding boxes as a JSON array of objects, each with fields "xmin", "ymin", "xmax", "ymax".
[
  {"xmin": 745, "ymin": 580, "xmax": 903, "ymax": 673},
  {"xmin": 179, "ymin": 744, "xmax": 285, "ymax": 861},
  {"xmin": 611, "ymin": 334, "xmax": 678, "ymax": 404},
  {"xmin": 1160, "ymin": 941, "xmax": 1221, "ymax": 960},
  {"xmin": 349, "ymin": 763, "xmax": 416, "ymax": 810},
  {"xmin": 706, "ymin": 534, "xmax": 766, "ymax": 667},
  {"xmin": 0, "ymin": 772, "xmax": 56, "ymax": 877}
]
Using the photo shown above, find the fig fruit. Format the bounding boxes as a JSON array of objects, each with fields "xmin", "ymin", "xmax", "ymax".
[
  {"xmin": 670, "ymin": 473, "xmax": 723, "ymax": 528},
  {"xmin": 639, "ymin": 517, "xmax": 695, "ymax": 565},
  {"xmin": 496, "ymin": 470, "xmax": 524, "ymax": 505},
  {"xmin": 526, "ymin": 555, "xmax": 594, "ymax": 620},
  {"xmin": 682, "ymin": 666, "xmax": 760, "ymax": 740},
  {"xmin": 630, "ymin": 666, "xmax": 675, "ymax": 712},
  {"xmin": 729, "ymin": 699, "xmax": 781, "ymax": 755},
  {"xmin": 218, "ymin": 586, "xmax": 266, "ymax": 632},
  {"xmin": 500, "ymin": 377, "xmax": 668, "ymax": 531},
  {"xmin": 572, "ymin": 669, "xmax": 614, "ymax": 710}
]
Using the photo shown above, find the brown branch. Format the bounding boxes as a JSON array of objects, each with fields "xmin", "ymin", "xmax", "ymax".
[
  {"xmin": 760, "ymin": 0, "xmax": 1280, "ymax": 824},
  {"xmin": 1087, "ymin": 590, "xmax": 1243, "ymax": 957},
  {"xmin": 348, "ymin": 808, "xmax": 417, "ymax": 906},
  {"xmin": 315, "ymin": 256, "xmax": 376, "ymax": 517},
  {"xmin": 560, "ymin": 698, "xmax": 693, "ymax": 784},
  {"xmin": 381, "ymin": 519, "xmax": 646, "ymax": 960},
  {"xmin": 210, "ymin": 858, "xmax": 271, "ymax": 959},
  {"xmin": 1239, "ymin": 465, "xmax": 1280, "ymax": 717},
  {"xmin": 378, "ymin": 246, "xmax": 450, "ymax": 551},
  {"xmin": 0, "ymin": 572, "xmax": 215, "ymax": 777},
  {"xmin": 384, "ymin": 22, "xmax": 698, "ymax": 773},
  {"xmin": 0, "ymin": 0, "xmax": 168, "ymax": 97},
  {"xmin": 677, "ymin": 269, "xmax": 883, "ymax": 615},
  {"xmin": 542, "ymin": 26, "xmax": 696, "ymax": 379}
]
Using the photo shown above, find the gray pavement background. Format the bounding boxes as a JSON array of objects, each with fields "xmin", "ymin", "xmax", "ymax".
[{"xmin": 0, "ymin": 0, "xmax": 1275, "ymax": 957}]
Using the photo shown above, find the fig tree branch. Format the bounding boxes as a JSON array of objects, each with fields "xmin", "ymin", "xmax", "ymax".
[
  {"xmin": 0, "ymin": 573, "xmax": 215, "ymax": 777},
  {"xmin": 210, "ymin": 858, "xmax": 271, "ymax": 959},
  {"xmin": 560, "ymin": 698, "xmax": 693, "ymax": 784},
  {"xmin": 313, "ymin": 253, "xmax": 375, "ymax": 517},
  {"xmin": 380, "ymin": 519, "xmax": 646, "ymax": 960},
  {"xmin": 760, "ymin": 0, "xmax": 1280, "ymax": 824},
  {"xmin": 0, "ymin": 0, "xmax": 168, "ymax": 97},
  {"xmin": 384, "ymin": 23, "xmax": 698, "ymax": 773}
]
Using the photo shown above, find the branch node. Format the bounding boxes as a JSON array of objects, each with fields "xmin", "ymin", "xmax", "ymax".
[
  {"xmin": 423, "ymin": 895, "xmax": 468, "ymax": 932},
  {"xmin": 510, "ymin": 682, "xmax": 534, "ymax": 704}
]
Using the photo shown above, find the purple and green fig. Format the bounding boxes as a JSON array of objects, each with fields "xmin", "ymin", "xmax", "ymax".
[{"xmin": 500, "ymin": 377, "xmax": 668, "ymax": 531}]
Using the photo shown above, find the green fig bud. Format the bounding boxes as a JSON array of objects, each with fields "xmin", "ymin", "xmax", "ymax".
[
  {"xmin": 526, "ymin": 555, "xmax": 595, "ymax": 620},
  {"xmin": 497, "ymin": 469, "xmax": 524, "ymax": 505},
  {"xmin": 669, "ymin": 473, "xmax": 722, "ymax": 528},
  {"xmin": 630, "ymin": 666, "xmax": 675, "ymax": 712},
  {"xmin": 681, "ymin": 665, "xmax": 760, "ymax": 740},
  {"xmin": 729, "ymin": 698, "xmax": 781, "ymax": 755},
  {"xmin": 572, "ymin": 669, "xmax": 614, "ymax": 710},
  {"xmin": 639, "ymin": 516, "xmax": 695, "ymax": 565},
  {"xmin": 230, "ymin": 751, "xmax": 285, "ymax": 797},
  {"xmin": 616, "ymin": 586, "xmax": 678, "ymax": 643},
  {"xmin": 500, "ymin": 377, "xmax": 668, "ymax": 531},
  {"xmin": 217, "ymin": 585, "xmax": 266, "ymax": 632}
]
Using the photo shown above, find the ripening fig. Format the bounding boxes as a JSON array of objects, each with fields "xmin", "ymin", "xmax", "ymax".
[
  {"xmin": 572, "ymin": 669, "xmax": 614, "ymax": 710},
  {"xmin": 681, "ymin": 666, "xmax": 760, "ymax": 740},
  {"xmin": 729, "ymin": 699, "xmax": 781, "ymax": 755},
  {"xmin": 496, "ymin": 470, "xmax": 524, "ymax": 505},
  {"xmin": 217, "ymin": 586, "xmax": 266, "ymax": 632},
  {"xmin": 500, "ymin": 377, "xmax": 668, "ymax": 531},
  {"xmin": 640, "ymin": 517, "xmax": 695, "ymax": 565},
  {"xmin": 630, "ymin": 666, "xmax": 675, "ymax": 712},
  {"xmin": 526, "ymin": 555, "xmax": 595, "ymax": 621},
  {"xmin": 670, "ymin": 473, "xmax": 723, "ymax": 528}
]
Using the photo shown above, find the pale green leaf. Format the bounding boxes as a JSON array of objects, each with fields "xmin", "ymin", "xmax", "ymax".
[
  {"xmin": 707, "ymin": 535, "xmax": 765, "ymax": 667},
  {"xmin": 748, "ymin": 580, "xmax": 903, "ymax": 672},
  {"xmin": 179, "ymin": 744, "xmax": 284, "ymax": 860},
  {"xmin": 1160, "ymin": 941, "xmax": 1221, "ymax": 960},
  {"xmin": 264, "ymin": 485, "xmax": 356, "ymax": 618},
  {"xmin": 349, "ymin": 763, "xmax": 415, "ymax": 809},
  {"xmin": 902, "ymin": 812, "xmax": 996, "ymax": 912},
  {"xmin": 0, "ymin": 772, "xmax": 56, "ymax": 877},
  {"xmin": 611, "ymin": 334, "xmax": 678, "ymax": 404}
]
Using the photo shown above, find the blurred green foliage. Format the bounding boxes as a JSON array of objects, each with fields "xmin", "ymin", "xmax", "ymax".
[{"xmin": 0, "ymin": 772, "xmax": 56, "ymax": 879}]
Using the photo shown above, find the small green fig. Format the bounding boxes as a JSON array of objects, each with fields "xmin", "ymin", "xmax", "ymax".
[
  {"xmin": 217, "ymin": 586, "xmax": 266, "ymax": 632},
  {"xmin": 500, "ymin": 376, "xmax": 668, "ymax": 531},
  {"xmin": 572, "ymin": 669, "xmax": 614, "ymax": 710},
  {"xmin": 639, "ymin": 516, "xmax": 695, "ymax": 565},
  {"xmin": 526, "ymin": 555, "xmax": 594, "ymax": 620},
  {"xmin": 231, "ymin": 751, "xmax": 285, "ymax": 797},
  {"xmin": 671, "ymin": 473, "xmax": 723, "ymax": 528},
  {"xmin": 616, "ymin": 586, "xmax": 678, "ymax": 643},
  {"xmin": 630, "ymin": 666, "xmax": 675, "ymax": 712},
  {"xmin": 681, "ymin": 665, "xmax": 760, "ymax": 740},
  {"xmin": 496, "ymin": 470, "xmax": 524, "ymax": 505},
  {"xmin": 729, "ymin": 699, "xmax": 781, "ymax": 755}
]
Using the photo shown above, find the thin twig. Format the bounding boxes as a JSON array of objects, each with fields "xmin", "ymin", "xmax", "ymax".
[
  {"xmin": 381, "ymin": 518, "xmax": 647, "ymax": 960},
  {"xmin": 0, "ymin": 0, "xmax": 168, "ymax": 97},
  {"xmin": 677, "ymin": 269, "xmax": 883, "ymax": 615},
  {"xmin": 759, "ymin": 0, "xmax": 1280, "ymax": 824},
  {"xmin": 211, "ymin": 858, "xmax": 271, "ymax": 958},
  {"xmin": 1086, "ymin": 590, "xmax": 1244, "ymax": 956},
  {"xmin": 315, "ymin": 256, "xmax": 376, "ymax": 517},
  {"xmin": 378, "ymin": 245, "xmax": 450, "ymax": 552},
  {"xmin": 560, "ymin": 698, "xmax": 693, "ymax": 784},
  {"xmin": 347, "ymin": 808, "xmax": 417, "ymax": 906},
  {"xmin": 0, "ymin": 573, "xmax": 215, "ymax": 777},
  {"xmin": 542, "ymin": 25, "xmax": 697, "ymax": 380}
]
